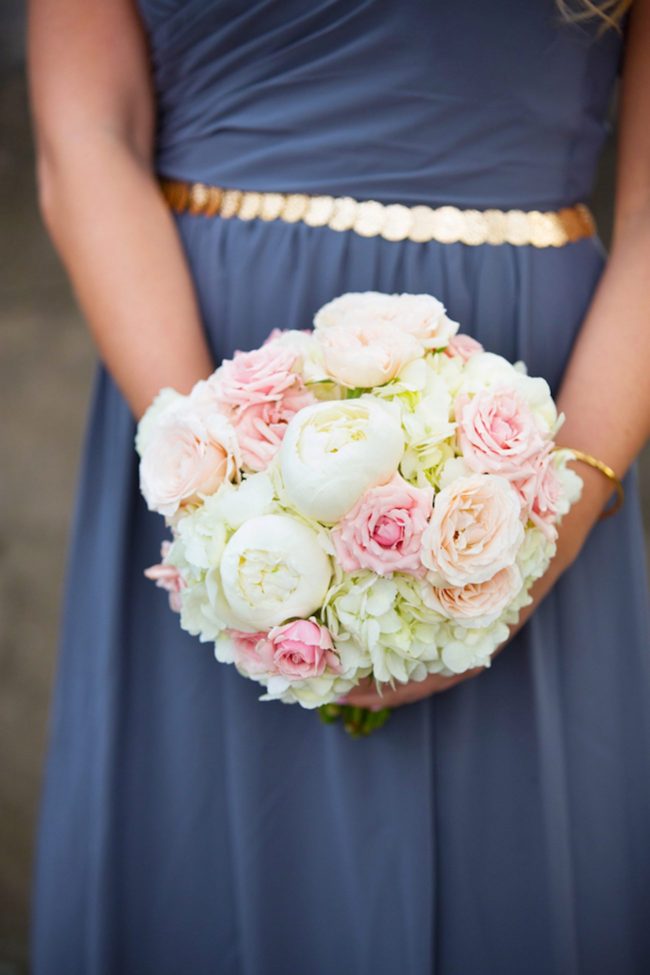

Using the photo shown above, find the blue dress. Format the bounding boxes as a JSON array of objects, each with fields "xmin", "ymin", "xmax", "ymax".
[{"xmin": 32, "ymin": 2, "xmax": 650, "ymax": 973}]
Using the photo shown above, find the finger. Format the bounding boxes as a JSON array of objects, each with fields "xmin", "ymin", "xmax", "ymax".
[
  {"xmin": 341, "ymin": 690, "xmax": 389, "ymax": 710},
  {"xmin": 342, "ymin": 677, "xmax": 435, "ymax": 710},
  {"xmin": 341, "ymin": 666, "xmax": 486, "ymax": 710}
]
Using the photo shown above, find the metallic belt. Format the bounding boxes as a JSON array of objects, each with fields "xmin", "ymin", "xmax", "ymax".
[{"xmin": 159, "ymin": 178, "xmax": 596, "ymax": 248}]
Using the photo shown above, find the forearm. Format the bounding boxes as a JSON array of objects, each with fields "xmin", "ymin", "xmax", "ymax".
[
  {"xmin": 37, "ymin": 135, "xmax": 214, "ymax": 419},
  {"xmin": 553, "ymin": 210, "xmax": 650, "ymax": 550}
]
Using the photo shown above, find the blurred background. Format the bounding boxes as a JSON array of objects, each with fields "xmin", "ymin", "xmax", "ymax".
[{"xmin": 1, "ymin": 3, "xmax": 649, "ymax": 973}]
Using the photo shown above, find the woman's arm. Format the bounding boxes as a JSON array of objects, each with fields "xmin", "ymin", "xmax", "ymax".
[
  {"xmin": 27, "ymin": 0, "xmax": 214, "ymax": 420},
  {"xmin": 343, "ymin": 0, "xmax": 650, "ymax": 710}
]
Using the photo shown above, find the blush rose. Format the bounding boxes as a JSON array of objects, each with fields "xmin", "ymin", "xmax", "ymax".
[
  {"xmin": 212, "ymin": 343, "xmax": 300, "ymax": 409},
  {"xmin": 514, "ymin": 447, "xmax": 562, "ymax": 539},
  {"xmin": 267, "ymin": 619, "xmax": 340, "ymax": 680},
  {"xmin": 421, "ymin": 473, "xmax": 524, "ymax": 586},
  {"xmin": 139, "ymin": 403, "xmax": 240, "ymax": 517},
  {"xmin": 331, "ymin": 474, "xmax": 433, "ymax": 576},
  {"xmin": 444, "ymin": 333, "xmax": 484, "ymax": 362},
  {"xmin": 455, "ymin": 386, "xmax": 548, "ymax": 479},
  {"xmin": 424, "ymin": 564, "xmax": 523, "ymax": 628},
  {"xmin": 143, "ymin": 540, "xmax": 186, "ymax": 612},
  {"xmin": 316, "ymin": 320, "xmax": 423, "ymax": 388}
]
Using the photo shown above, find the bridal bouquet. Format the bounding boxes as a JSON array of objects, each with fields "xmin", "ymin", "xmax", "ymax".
[{"xmin": 138, "ymin": 292, "xmax": 581, "ymax": 735}]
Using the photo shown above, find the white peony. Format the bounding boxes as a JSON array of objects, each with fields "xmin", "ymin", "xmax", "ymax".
[
  {"xmin": 219, "ymin": 514, "xmax": 332, "ymax": 629},
  {"xmin": 175, "ymin": 473, "xmax": 275, "ymax": 571},
  {"xmin": 279, "ymin": 398, "xmax": 404, "ymax": 523}
]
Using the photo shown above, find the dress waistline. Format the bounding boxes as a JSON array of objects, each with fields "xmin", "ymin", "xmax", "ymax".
[{"xmin": 159, "ymin": 178, "xmax": 596, "ymax": 248}]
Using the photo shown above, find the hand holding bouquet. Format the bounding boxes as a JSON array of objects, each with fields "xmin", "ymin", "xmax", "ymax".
[{"xmin": 139, "ymin": 292, "xmax": 582, "ymax": 735}]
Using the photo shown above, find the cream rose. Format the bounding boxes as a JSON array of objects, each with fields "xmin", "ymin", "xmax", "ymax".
[
  {"xmin": 139, "ymin": 404, "xmax": 240, "ymax": 518},
  {"xmin": 424, "ymin": 565, "xmax": 523, "ymax": 628},
  {"xmin": 316, "ymin": 320, "xmax": 424, "ymax": 388},
  {"xmin": 279, "ymin": 398, "xmax": 404, "ymax": 523},
  {"xmin": 421, "ymin": 474, "xmax": 524, "ymax": 586},
  {"xmin": 219, "ymin": 514, "xmax": 332, "ymax": 629},
  {"xmin": 314, "ymin": 292, "xmax": 458, "ymax": 350}
]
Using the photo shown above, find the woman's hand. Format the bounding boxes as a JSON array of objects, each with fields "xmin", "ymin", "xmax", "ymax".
[
  {"xmin": 338, "ymin": 668, "xmax": 484, "ymax": 711},
  {"xmin": 340, "ymin": 462, "xmax": 612, "ymax": 711}
]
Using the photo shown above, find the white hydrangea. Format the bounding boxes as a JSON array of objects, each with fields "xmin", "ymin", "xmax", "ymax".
[
  {"xmin": 554, "ymin": 449, "xmax": 584, "ymax": 515},
  {"xmin": 373, "ymin": 359, "xmax": 457, "ymax": 489},
  {"xmin": 516, "ymin": 525, "xmax": 557, "ymax": 585},
  {"xmin": 437, "ymin": 618, "xmax": 510, "ymax": 674},
  {"xmin": 324, "ymin": 571, "xmax": 443, "ymax": 684},
  {"xmin": 178, "ymin": 569, "xmax": 228, "ymax": 644}
]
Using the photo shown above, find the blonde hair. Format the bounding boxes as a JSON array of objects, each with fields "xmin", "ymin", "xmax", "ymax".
[{"xmin": 556, "ymin": 0, "xmax": 633, "ymax": 32}]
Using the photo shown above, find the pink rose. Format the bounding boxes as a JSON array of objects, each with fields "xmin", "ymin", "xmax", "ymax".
[
  {"xmin": 424, "ymin": 565, "xmax": 523, "ymax": 628},
  {"xmin": 267, "ymin": 619, "xmax": 340, "ymax": 680},
  {"xmin": 331, "ymin": 474, "xmax": 433, "ymax": 576},
  {"xmin": 232, "ymin": 385, "xmax": 315, "ymax": 472},
  {"xmin": 229, "ymin": 630, "xmax": 277, "ymax": 677},
  {"xmin": 455, "ymin": 386, "xmax": 548, "ymax": 479},
  {"xmin": 209, "ymin": 342, "xmax": 315, "ymax": 471},
  {"xmin": 421, "ymin": 474, "xmax": 524, "ymax": 586},
  {"xmin": 143, "ymin": 540, "xmax": 186, "ymax": 612},
  {"xmin": 444, "ymin": 333, "xmax": 484, "ymax": 362},
  {"xmin": 139, "ymin": 401, "xmax": 240, "ymax": 517},
  {"xmin": 212, "ymin": 344, "xmax": 300, "ymax": 410},
  {"xmin": 514, "ymin": 447, "xmax": 562, "ymax": 539},
  {"xmin": 317, "ymin": 320, "xmax": 423, "ymax": 388}
]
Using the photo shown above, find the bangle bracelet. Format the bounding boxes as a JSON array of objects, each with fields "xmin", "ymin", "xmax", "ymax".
[{"xmin": 558, "ymin": 447, "xmax": 625, "ymax": 519}]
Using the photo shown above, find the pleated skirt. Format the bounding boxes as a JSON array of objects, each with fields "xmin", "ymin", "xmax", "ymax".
[{"xmin": 32, "ymin": 214, "xmax": 650, "ymax": 975}]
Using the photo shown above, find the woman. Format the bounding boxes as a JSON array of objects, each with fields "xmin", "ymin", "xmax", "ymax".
[{"xmin": 27, "ymin": 0, "xmax": 650, "ymax": 972}]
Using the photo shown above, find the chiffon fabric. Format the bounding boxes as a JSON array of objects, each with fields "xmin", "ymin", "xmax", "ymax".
[{"xmin": 32, "ymin": 2, "xmax": 650, "ymax": 973}]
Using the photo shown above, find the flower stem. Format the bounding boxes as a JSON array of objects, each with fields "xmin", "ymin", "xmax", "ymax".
[{"xmin": 318, "ymin": 703, "xmax": 392, "ymax": 737}]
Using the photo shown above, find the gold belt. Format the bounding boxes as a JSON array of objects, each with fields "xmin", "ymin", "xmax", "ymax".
[{"xmin": 159, "ymin": 178, "xmax": 596, "ymax": 248}]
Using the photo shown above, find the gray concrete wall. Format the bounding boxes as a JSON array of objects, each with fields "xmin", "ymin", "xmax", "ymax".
[{"xmin": 1, "ymin": 10, "xmax": 649, "ymax": 974}]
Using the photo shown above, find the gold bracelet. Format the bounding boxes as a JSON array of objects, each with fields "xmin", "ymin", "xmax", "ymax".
[{"xmin": 559, "ymin": 447, "xmax": 625, "ymax": 519}]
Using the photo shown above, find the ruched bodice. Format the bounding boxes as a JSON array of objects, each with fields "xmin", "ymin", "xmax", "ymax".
[{"xmin": 138, "ymin": 0, "xmax": 623, "ymax": 209}]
